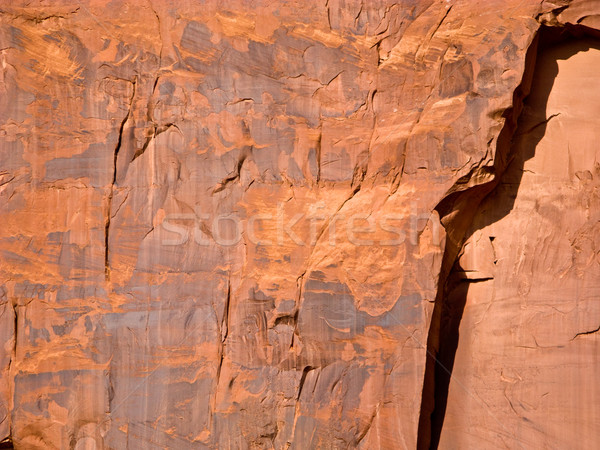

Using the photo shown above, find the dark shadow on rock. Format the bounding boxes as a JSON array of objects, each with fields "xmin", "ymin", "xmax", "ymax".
[{"xmin": 417, "ymin": 26, "xmax": 600, "ymax": 450}]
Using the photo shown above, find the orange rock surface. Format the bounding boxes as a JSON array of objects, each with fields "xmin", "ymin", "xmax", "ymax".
[{"xmin": 0, "ymin": 1, "xmax": 598, "ymax": 448}]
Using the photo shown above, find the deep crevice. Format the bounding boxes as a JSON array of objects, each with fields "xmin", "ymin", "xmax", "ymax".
[
  {"xmin": 104, "ymin": 78, "xmax": 136, "ymax": 282},
  {"xmin": 222, "ymin": 280, "xmax": 231, "ymax": 344},
  {"xmin": 416, "ymin": 24, "xmax": 600, "ymax": 449}
]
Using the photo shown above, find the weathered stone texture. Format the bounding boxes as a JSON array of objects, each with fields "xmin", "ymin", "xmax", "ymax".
[{"xmin": 0, "ymin": 0, "xmax": 599, "ymax": 448}]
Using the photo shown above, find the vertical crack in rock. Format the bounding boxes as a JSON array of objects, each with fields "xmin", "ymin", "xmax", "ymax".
[
  {"xmin": 216, "ymin": 277, "xmax": 231, "ymax": 388},
  {"xmin": 325, "ymin": 0, "xmax": 332, "ymax": 31},
  {"xmin": 151, "ymin": 75, "xmax": 160, "ymax": 97},
  {"xmin": 315, "ymin": 128, "xmax": 322, "ymax": 185},
  {"xmin": 106, "ymin": 364, "xmax": 115, "ymax": 420},
  {"xmin": 417, "ymin": 24, "xmax": 597, "ymax": 449},
  {"xmin": 212, "ymin": 275, "xmax": 232, "ymax": 431},
  {"xmin": 105, "ymin": 78, "xmax": 136, "ymax": 282},
  {"xmin": 290, "ymin": 273, "xmax": 304, "ymax": 351}
]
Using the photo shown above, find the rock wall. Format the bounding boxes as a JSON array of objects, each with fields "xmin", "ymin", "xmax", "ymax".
[
  {"xmin": 437, "ymin": 33, "xmax": 600, "ymax": 449},
  {"xmin": 0, "ymin": 1, "xmax": 598, "ymax": 449}
]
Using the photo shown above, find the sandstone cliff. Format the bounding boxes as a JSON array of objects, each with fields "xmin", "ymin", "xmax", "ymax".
[{"xmin": 0, "ymin": 0, "xmax": 599, "ymax": 448}]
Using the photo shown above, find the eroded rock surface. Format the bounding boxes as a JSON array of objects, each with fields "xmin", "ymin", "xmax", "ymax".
[{"xmin": 0, "ymin": 0, "xmax": 598, "ymax": 449}]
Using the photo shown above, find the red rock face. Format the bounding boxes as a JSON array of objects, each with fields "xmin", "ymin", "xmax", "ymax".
[
  {"xmin": 438, "ymin": 35, "xmax": 600, "ymax": 449},
  {"xmin": 0, "ymin": 1, "xmax": 598, "ymax": 449}
]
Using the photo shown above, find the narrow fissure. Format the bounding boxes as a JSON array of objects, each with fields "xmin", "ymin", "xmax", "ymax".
[
  {"xmin": 11, "ymin": 303, "xmax": 17, "ymax": 363},
  {"xmin": 216, "ymin": 277, "xmax": 232, "ymax": 389},
  {"xmin": 416, "ymin": 24, "xmax": 596, "ymax": 449},
  {"xmin": 315, "ymin": 129, "xmax": 322, "ymax": 185},
  {"xmin": 104, "ymin": 79, "xmax": 136, "ymax": 282}
]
